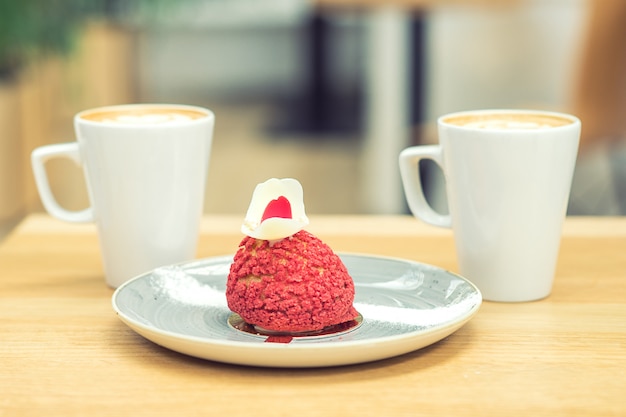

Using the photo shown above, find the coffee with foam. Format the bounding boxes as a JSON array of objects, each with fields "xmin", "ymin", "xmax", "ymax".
[
  {"xmin": 443, "ymin": 112, "xmax": 573, "ymax": 130},
  {"xmin": 80, "ymin": 106, "xmax": 207, "ymax": 125}
]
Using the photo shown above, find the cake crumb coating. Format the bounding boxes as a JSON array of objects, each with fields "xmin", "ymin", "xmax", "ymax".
[{"xmin": 226, "ymin": 230, "xmax": 358, "ymax": 333}]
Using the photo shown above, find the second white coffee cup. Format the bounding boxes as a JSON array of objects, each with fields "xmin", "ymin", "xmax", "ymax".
[
  {"xmin": 31, "ymin": 104, "xmax": 215, "ymax": 288},
  {"xmin": 399, "ymin": 109, "xmax": 580, "ymax": 302}
]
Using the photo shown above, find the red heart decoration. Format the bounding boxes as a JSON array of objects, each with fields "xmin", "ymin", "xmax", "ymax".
[{"xmin": 261, "ymin": 196, "xmax": 293, "ymax": 222}]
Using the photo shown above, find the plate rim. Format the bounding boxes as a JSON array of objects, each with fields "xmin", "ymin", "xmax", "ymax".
[{"xmin": 111, "ymin": 252, "xmax": 482, "ymax": 364}]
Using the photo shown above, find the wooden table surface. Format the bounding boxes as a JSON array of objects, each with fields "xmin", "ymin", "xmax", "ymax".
[{"xmin": 1, "ymin": 214, "xmax": 625, "ymax": 416}]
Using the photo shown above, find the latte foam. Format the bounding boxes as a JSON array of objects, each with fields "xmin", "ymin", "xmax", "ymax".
[
  {"xmin": 444, "ymin": 113, "xmax": 573, "ymax": 130},
  {"xmin": 80, "ymin": 107, "xmax": 207, "ymax": 125}
]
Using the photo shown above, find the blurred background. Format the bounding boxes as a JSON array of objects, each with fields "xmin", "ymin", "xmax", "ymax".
[{"xmin": 2, "ymin": 0, "xmax": 625, "ymax": 240}]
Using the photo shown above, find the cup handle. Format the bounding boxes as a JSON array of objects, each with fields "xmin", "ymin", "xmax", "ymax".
[
  {"xmin": 399, "ymin": 146, "xmax": 451, "ymax": 228},
  {"xmin": 31, "ymin": 143, "xmax": 94, "ymax": 223}
]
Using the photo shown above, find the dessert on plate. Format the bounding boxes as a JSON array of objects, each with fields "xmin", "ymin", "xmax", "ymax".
[{"xmin": 226, "ymin": 178, "xmax": 359, "ymax": 334}]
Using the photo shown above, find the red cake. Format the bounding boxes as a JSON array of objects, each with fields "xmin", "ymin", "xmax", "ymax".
[{"xmin": 226, "ymin": 178, "xmax": 358, "ymax": 334}]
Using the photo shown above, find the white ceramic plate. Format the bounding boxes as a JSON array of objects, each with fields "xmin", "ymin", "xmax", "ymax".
[{"xmin": 112, "ymin": 253, "xmax": 482, "ymax": 368}]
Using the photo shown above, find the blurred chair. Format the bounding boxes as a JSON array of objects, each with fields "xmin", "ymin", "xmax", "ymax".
[
  {"xmin": 569, "ymin": 0, "xmax": 626, "ymax": 215},
  {"xmin": 572, "ymin": 0, "xmax": 626, "ymax": 150}
]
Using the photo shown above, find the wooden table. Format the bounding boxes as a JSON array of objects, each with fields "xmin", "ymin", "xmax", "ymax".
[{"xmin": 1, "ymin": 214, "xmax": 625, "ymax": 416}]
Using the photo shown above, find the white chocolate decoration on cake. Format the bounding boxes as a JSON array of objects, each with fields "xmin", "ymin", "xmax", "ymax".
[{"xmin": 241, "ymin": 178, "xmax": 309, "ymax": 241}]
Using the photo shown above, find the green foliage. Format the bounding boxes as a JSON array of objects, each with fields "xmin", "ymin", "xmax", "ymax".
[
  {"xmin": 0, "ymin": 0, "xmax": 191, "ymax": 79},
  {"xmin": 0, "ymin": 0, "xmax": 94, "ymax": 77}
]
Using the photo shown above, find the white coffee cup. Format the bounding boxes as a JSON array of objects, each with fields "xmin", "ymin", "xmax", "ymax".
[
  {"xmin": 399, "ymin": 109, "xmax": 580, "ymax": 302},
  {"xmin": 31, "ymin": 104, "xmax": 215, "ymax": 288}
]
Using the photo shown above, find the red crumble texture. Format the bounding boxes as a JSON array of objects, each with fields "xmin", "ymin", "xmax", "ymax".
[{"xmin": 226, "ymin": 230, "xmax": 358, "ymax": 333}]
